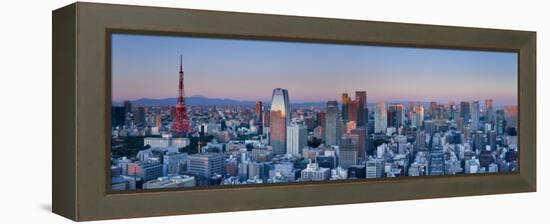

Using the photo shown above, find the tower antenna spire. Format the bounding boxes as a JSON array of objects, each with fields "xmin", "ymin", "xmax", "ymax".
[{"xmin": 172, "ymin": 54, "xmax": 192, "ymax": 136}]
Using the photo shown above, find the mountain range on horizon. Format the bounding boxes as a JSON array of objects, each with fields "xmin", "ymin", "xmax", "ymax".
[
  {"xmin": 114, "ymin": 95, "xmax": 259, "ymax": 107},
  {"xmin": 113, "ymin": 95, "xmax": 513, "ymax": 108}
]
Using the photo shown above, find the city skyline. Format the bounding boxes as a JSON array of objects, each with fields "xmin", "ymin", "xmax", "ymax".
[
  {"xmin": 110, "ymin": 35, "xmax": 519, "ymax": 190},
  {"xmin": 112, "ymin": 33, "xmax": 518, "ymax": 106}
]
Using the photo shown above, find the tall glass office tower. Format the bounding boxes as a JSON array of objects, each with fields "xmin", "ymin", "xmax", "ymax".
[
  {"xmin": 325, "ymin": 100, "xmax": 341, "ymax": 146},
  {"xmin": 374, "ymin": 102, "xmax": 387, "ymax": 133},
  {"xmin": 269, "ymin": 88, "xmax": 290, "ymax": 155}
]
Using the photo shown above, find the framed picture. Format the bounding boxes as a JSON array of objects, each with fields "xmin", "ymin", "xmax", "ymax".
[{"xmin": 52, "ymin": 2, "xmax": 536, "ymax": 221}]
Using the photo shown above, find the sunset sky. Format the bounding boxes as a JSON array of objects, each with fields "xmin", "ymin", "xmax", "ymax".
[{"xmin": 111, "ymin": 33, "xmax": 518, "ymax": 106}]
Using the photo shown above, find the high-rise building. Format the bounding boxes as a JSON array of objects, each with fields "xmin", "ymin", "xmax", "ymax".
[
  {"xmin": 485, "ymin": 99, "xmax": 494, "ymax": 123},
  {"xmin": 432, "ymin": 104, "xmax": 445, "ymax": 120},
  {"xmin": 366, "ymin": 158, "xmax": 384, "ymax": 178},
  {"xmin": 325, "ymin": 100, "xmax": 341, "ymax": 146},
  {"xmin": 339, "ymin": 136, "xmax": 358, "ymax": 169},
  {"xmin": 155, "ymin": 114, "xmax": 162, "ymax": 130},
  {"xmin": 429, "ymin": 101, "xmax": 438, "ymax": 118},
  {"xmin": 355, "ymin": 91, "xmax": 367, "ymax": 126},
  {"xmin": 255, "ymin": 101, "xmax": 263, "ymax": 120},
  {"xmin": 123, "ymin": 100, "xmax": 132, "ymax": 114},
  {"xmin": 134, "ymin": 107, "xmax": 146, "ymax": 126},
  {"xmin": 348, "ymin": 100, "xmax": 358, "ymax": 123},
  {"xmin": 286, "ymin": 123, "xmax": 308, "ymax": 156},
  {"xmin": 350, "ymin": 127, "xmax": 366, "ymax": 160},
  {"xmin": 471, "ymin": 101, "xmax": 480, "ymax": 131},
  {"xmin": 186, "ymin": 153, "xmax": 225, "ymax": 177},
  {"xmin": 429, "ymin": 151, "xmax": 445, "ymax": 176},
  {"xmin": 387, "ymin": 104, "xmax": 404, "ymax": 128},
  {"xmin": 460, "ymin": 101, "xmax": 471, "ymax": 121},
  {"xmin": 474, "ymin": 130, "xmax": 485, "ymax": 152},
  {"xmin": 317, "ymin": 111, "xmax": 326, "ymax": 131},
  {"xmin": 341, "ymin": 93, "xmax": 350, "ymax": 122},
  {"xmin": 255, "ymin": 101, "xmax": 263, "ymax": 134},
  {"xmin": 374, "ymin": 102, "xmax": 387, "ymax": 133},
  {"xmin": 412, "ymin": 105, "xmax": 424, "ymax": 128},
  {"xmin": 111, "ymin": 106, "xmax": 125, "ymax": 128},
  {"xmin": 495, "ymin": 109, "xmax": 507, "ymax": 135},
  {"xmin": 488, "ymin": 130, "xmax": 497, "ymax": 151},
  {"xmin": 171, "ymin": 55, "xmax": 192, "ymax": 136},
  {"xmin": 269, "ymin": 88, "xmax": 290, "ymax": 155},
  {"xmin": 263, "ymin": 110, "xmax": 270, "ymax": 128},
  {"xmin": 415, "ymin": 130, "xmax": 427, "ymax": 151}
]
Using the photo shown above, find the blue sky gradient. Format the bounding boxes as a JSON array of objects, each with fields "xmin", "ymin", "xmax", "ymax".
[{"xmin": 112, "ymin": 33, "xmax": 518, "ymax": 106}]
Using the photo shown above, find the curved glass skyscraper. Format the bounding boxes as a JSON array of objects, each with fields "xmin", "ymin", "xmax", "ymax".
[{"xmin": 269, "ymin": 88, "xmax": 290, "ymax": 155}]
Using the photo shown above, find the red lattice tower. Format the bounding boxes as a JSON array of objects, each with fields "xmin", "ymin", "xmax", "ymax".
[{"xmin": 171, "ymin": 55, "xmax": 192, "ymax": 135}]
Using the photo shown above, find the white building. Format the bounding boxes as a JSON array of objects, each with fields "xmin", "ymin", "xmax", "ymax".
[
  {"xmin": 465, "ymin": 158, "xmax": 481, "ymax": 174},
  {"xmin": 142, "ymin": 175, "xmax": 196, "ymax": 189},
  {"xmin": 330, "ymin": 167, "xmax": 348, "ymax": 180},
  {"xmin": 374, "ymin": 102, "xmax": 387, "ymax": 133},
  {"xmin": 366, "ymin": 158, "xmax": 384, "ymax": 179},
  {"xmin": 412, "ymin": 105, "xmax": 424, "ymax": 128},
  {"xmin": 286, "ymin": 123, "xmax": 307, "ymax": 156},
  {"xmin": 300, "ymin": 163, "xmax": 331, "ymax": 181},
  {"xmin": 144, "ymin": 134, "xmax": 190, "ymax": 148}
]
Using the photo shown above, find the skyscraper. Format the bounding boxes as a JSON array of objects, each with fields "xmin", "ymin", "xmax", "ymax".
[
  {"xmin": 350, "ymin": 127, "xmax": 366, "ymax": 160},
  {"xmin": 485, "ymin": 99, "xmax": 494, "ymax": 123},
  {"xmin": 325, "ymin": 100, "xmax": 341, "ymax": 146},
  {"xmin": 255, "ymin": 101, "xmax": 263, "ymax": 134},
  {"xmin": 412, "ymin": 105, "xmax": 424, "ymax": 128},
  {"xmin": 429, "ymin": 151, "xmax": 445, "ymax": 176},
  {"xmin": 123, "ymin": 100, "xmax": 132, "ymax": 115},
  {"xmin": 269, "ymin": 88, "xmax": 290, "ymax": 155},
  {"xmin": 155, "ymin": 114, "xmax": 162, "ymax": 130},
  {"xmin": 287, "ymin": 123, "xmax": 307, "ymax": 156},
  {"xmin": 111, "ymin": 106, "xmax": 126, "ymax": 128},
  {"xmin": 341, "ymin": 93, "xmax": 350, "ymax": 122},
  {"xmin": 374, "ymin": 102, "xmax": 387, "ymax": 133},
  {"xmin": 134, "ymin": 107, "xmax": 146, "ymax": 126},
  {"xmin": 255, "ymin": 101, "xmax": 263, "ymax": 121},
  {"xmin": 474, "ymin": 130, "xmax": 485, "ymax": 151},
  {"xmin": 429, "ymin": 101, "xmax": 438, "ymax": 118},
  {"xmin": 460, "ymin": 101, "xmax": 471, "ymax": 121},
  {"xmin": 348, "ymin": 100, "xmax": 358, "ymax": 123},
  {"xmin": 366, "ymin": 158, "xmax": 384, "ymax": 178},
  {"xmin": 387, "ymin": 104, "xmax": 404, "ymax": 128},
  {"xmin": 495, "ymin": 109, "xmax": 506, "ymax": 135},
  {"xmin": 471, "ymin": 101, "xmax": 480, "ymax": 131},
  {"xmin": 355, "ymin": 91, "xmax": 367, "ymax": 126},
  {"xmin": 339, "ymin": 136, "xmax": 358, "ymax": 169}
]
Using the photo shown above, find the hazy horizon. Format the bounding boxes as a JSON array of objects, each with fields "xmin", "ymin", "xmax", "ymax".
[{"xmin": 112, "ymin": 33, "xmax": 518, "ymax": 106}]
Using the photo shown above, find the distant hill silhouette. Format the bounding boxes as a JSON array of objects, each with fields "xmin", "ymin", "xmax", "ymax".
[
  {"xmin": 122, "ymin": 96, "xmax": 257, "ymax": 106},
  {"xmin": 114, "ymin": 96, "xmax": 444, "ymax": 108}
]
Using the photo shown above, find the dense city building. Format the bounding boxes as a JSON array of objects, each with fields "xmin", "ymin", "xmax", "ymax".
[
  {"xmin": 287, "ymin": 123, "xmax": 307, "ymax": 157},
  {"xmin": 110, "ymin": 57, "xmax": 518, "ymax": 190}
]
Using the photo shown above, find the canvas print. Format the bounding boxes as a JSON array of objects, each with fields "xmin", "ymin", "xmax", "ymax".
[{"xmin": 110, "ymin": 33, "xmax": 518, "ymax": 191}]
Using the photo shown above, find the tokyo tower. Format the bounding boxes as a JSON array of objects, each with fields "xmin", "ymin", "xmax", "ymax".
[{"xmin": 171, "ymin": 55, "xmax": 192, "ymax": 136}]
